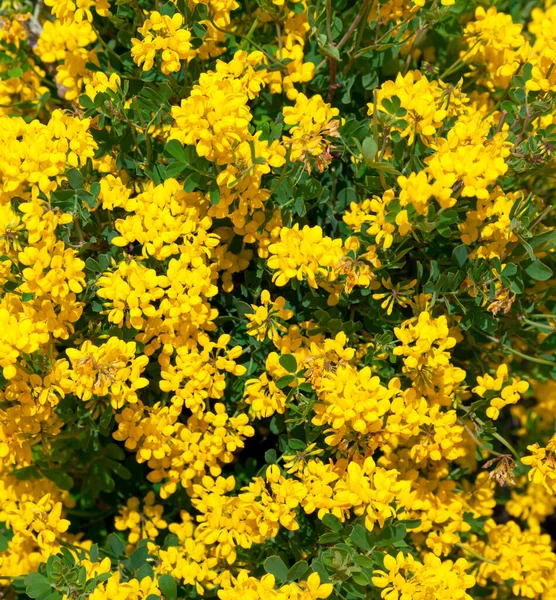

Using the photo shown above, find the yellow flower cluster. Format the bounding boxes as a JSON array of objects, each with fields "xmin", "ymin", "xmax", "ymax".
[
  {"xmin": 372, "ymin": 552, "xmax": 475, "ymax": 599},
  {"xmin": 522, "ymin": 433, "xmax": 556, "ymax": 494},
  {"xmin": 473, "ymin": 363, "xmax": 529, "ymax": 420},
  {"xmin": 283, "ymin": 93, "xmax": 341, "ymax": 172},
  {"xmin": 131, "ymin": 12, "xmax": 195, "ymax": 74},
  {"xmin": 218, "ymin": 572, "xmax": 332, "ymax": 600},
  {"xmin": 267, "ymin": 225, "xmax": 344, "ymax": 288},
  {"xmin": 44, "ymin": 0, "xmax": 110, "ymax": 23},
  {"xmin": 0, "ymin": 0, "xmax": 554, "ymax": 598},
  {"xmin": 246, "ymin": 290, "xmax": 294, "ymax": 341},
  {"xmin": 115, "ymin": 491, "xmax": 167, "ymax": 546},
  {"xmin": 65, "ymin": 337, "xmax": 150, "ymax": 410},
  {"xmin": 470, "ymin": 519, "xmax": 556, "ymax": 598}
]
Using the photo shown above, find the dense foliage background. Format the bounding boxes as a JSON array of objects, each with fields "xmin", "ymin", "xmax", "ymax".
[{"xmin": 0, "ymin": 0, "xmax": 555, "ymax": 598}]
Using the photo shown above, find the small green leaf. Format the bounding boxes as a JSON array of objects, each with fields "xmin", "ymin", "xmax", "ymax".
[
  {"xmin": 525, "ymin": 259, "xmax": 553, "ymax": 281},
  {"xmin": 322, "ymin": 513, "xmax": 343, "ymax": 532},
  {"xmin": 209, "ymin": 187, "xmax": 220, "ymax": 205},
  {"xmin": 288, "ymin": 559, "xmax": 309, "ymax": 581},
  {"xmin": 275, "ymin": 375, "xmax": 296, "ymax": 389},
  {"xmin": 67, "ymin": 168, "xmax": 84, "ymax": 190},
  {"xmin": 25, "ymin": 573, "xmax": 51, "ymax": 599},
  {"xmin": 265, "ymin": 449, "xmax": 277, "ymax": 464},
  {"xmin": 501, "ymin": 263, "xmax": 517, "ymax": 278},
  {"xmin": 349, "ymin": 524, "xmax": 372, "ymax": 550},
  {"xmin": 90, "ymin": 543, "xmax": 99, "ymax": 563},
  {"xmin": 165, "ymin": 140, "xmax": 187, "ymax": 162},
  {"xmin": 264, "ymin": 555, "xmax": 289, "ymax": 583},
  {"xmin": 41, "ymin": 469, "xmax": 73, "ymax": 491},
  {"xmin": 158, "ymin": 574, "xmax": 177, "ymax": 600},
  {"xmin": 129, "ymin": 545, "xmax": 149, "ymax": 571},
  {"xmin": 452, "ymin": 244, "xmax": 468, "ymax": 267},
  {"xmin": 322, "ymin": 43, "xmax": 341, "ymax": 61},
  {"xmin": 164, "ymin": 162, "xmax": 187, "ymax": 178},
  {"xmin": 106, "ymin": 533, "xmax": 126, "ymax": 558},
  {"xmin": 279, "ymin": 354, "xmax": 298, "ymax": 373},
  {"xmin": 361, "ymin": 136, "xmax": 378, "ymax": 164}
]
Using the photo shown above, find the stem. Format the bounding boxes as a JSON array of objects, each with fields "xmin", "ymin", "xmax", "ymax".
[
  {"xmin": 315, "ymin": 0, "xmax": 372, "ymax": 77},
  {"xmin": 276, "ymin": 21, "xmax": 283, "ymax": 59},
  {"xmin": 459, "ymin": 404, "xmax": 521, "ymax": 462},
  {"xmin": 211, "ymin": 22, "xmax": 269, "ymax": 58},
  {"xmin": 439, "ymin": 39, "xmax": 482, "ymax": 80},
  {"xmin": 461, "ymin": 421, "xmax": 506, "ymax": 459},
  {"xmin": 379, "ymin": 126, "xmax": 389, "ymax": 161},
  {"xmin": 243, "ymin": 14, "xmax": 260, "ymax": 45},
  {"xmin": 403, "ymin": 24, "xmax": 427, "ymax": 76},
  {"xmin": 326, "ymin": 0, "xmax": 333, "ymax": 42},
  {"xmin": 472, "ymin": 328, "xmax": 556, "ymax": 366},
  {"xmin": 529, "ymin": 204, "xmax": 553, "ymax": 230},
  {"xmin": 336, "ymin": 0, "xmax": 372, "ymax": 52},
  {"xmin": 456, "ymin": 543, "xmax": 499, "ymax": 565},
  {"xmin": 133, "ymin": 97, "xmax": 152, "ymax": 163},
  {"xmin": 494, "ymin": 110, "xmax": 507, "ymax": 135},
  {"xmin": 372, "ymin": 89, "xmax": 387, "ymax": 190}
]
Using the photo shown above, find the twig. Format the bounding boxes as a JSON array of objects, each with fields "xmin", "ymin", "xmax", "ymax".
[{"xmin": 456, "ymin": 543, "xmax": 499, "ymax": 565}]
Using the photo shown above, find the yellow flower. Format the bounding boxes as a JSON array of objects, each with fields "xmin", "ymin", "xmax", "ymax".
[
  {"xmin": 245, "ymin": 290, "xmax": 293, "ymax": 341},
  {"xmin": 302, "ymin": 572, "xmax": 333, "ymax": 598},
  {"xmin": 267, "ymin": 224, "xmax": 344, "ymax": 288},
  {"xmin": 372, "ymin": 277, "xmax": 417, "ymax": 316},
  {"xmin": 131, "ymin": 12, "xmax": 196, "ymax": 74}
]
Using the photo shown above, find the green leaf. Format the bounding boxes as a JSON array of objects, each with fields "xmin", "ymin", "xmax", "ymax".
[
  {"xmin": 525, "ymin": 259, "xmax": 553, "ymax": 281},
  {"xmin": 129, "ymin": 545, "xmax": 149, "ymax": 571},
  {"xmin": 401, "ymin": 519, "xmax": 421, "ymax": 530},
  {"xmin": 79, "ymin": 94, "xmax": 95, "ymax": 109},
  {"xmin": 348, "ymin": 524, "xmax": 372, "ymax": 550},
  {"xmin": 264, "ymin": 555, "xmax": 289, "ymax": 583},
  {"xmin": 318, "ymin": 531, "xmax": 342, "ymax": 544},
  {"xmin": 361, "ymin": 136, "xmax": 378, "ymax": 164},
  {"xmin": 452, "ymin": 244, "xmax": 468, "ymax": 268},
  {"xmin": 209, "ymin": 187, "xmax": 220, "ymax": 205},
  {"xmin": 279, "ymin": 354, "xmax": 298, "ymax": 373},
  {"xmin": 322, "ymin": 513, "xmax": 343, "ymax": 532},
  {"xmin": 351, "ymin": 571, "xmax": 371, "ymax": 586},
  {"xmin": 164, "ymin": 162, "xmax": 187, "ymax": 178},
  {"xmin": 106, "ymin": 533, "xmax": 126, "ymax": 558},
  {"xmin": 265, "ymin": 449, "xmax": 277, "ymax": 464},
  {"xmin": 90, "ymin": 543, "xmax": 99, "ymax": 563},
  {"xmin": 67, "ymin": 168, "xmax": 84, "ymax": 190},
  {"xmin": 25, "ymin": 573, "xmax": 51, "ymax": 599},
  {"xmin": 41, "ymin": 469, "xmax": 73, "ymax": 491},
  {"xmin": 7, "ymin": 66, "xmax": 23, "ymax": 79},
  {"xmin": 353, "ymin": 554, "xmax": 374, "ymax": 569},
  {"xmin": 322, "ymin": 43, "xmax": 341, "ymax": 61},
  {"xmin": 165, "ymin": 140, "xmax": 188, "ymax": 162},
  {"xmin": 501, "ymin": 263, "xmax": 517, "ymax": 278},
  {"xmin": 342, "ymin": 580, "xmax": 366, "ymax": 597},
  {"xmin": 275, "ymin": 375, "xmax": 296, "ymax": 389},
  {"xmin": 158, "ymin": 574, "xmax": 177, "ymax": 600},
  {"xmin": 288, "ymin": 559, "xmax": 309, "ymax": 581}
]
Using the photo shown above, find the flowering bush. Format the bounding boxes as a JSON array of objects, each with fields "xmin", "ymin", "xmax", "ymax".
[{"xmin": 0, "ymin": 0, "xmax": 555, "ymax": 598}]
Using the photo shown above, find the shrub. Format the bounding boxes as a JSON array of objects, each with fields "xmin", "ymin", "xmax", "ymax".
[{"xmin": 0, "ymin": 0, "xmax": 555, "ymax": 598}]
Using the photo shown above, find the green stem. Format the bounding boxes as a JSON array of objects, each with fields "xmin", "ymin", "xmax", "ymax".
[
  {"xmin": 456, "ymin": 543, "xmax": 498, "ymax": 565},
  {"xmin": 458, "ymin": 404, "xmax": 521, "ymax": 462}
]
